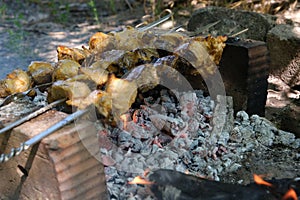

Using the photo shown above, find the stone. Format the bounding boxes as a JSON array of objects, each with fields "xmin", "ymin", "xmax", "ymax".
[
  {"xmin": 266, "ymin": 24, "xmax": 300, "ymax": 88},
  {"xmin": 188, "ymin": 6, "xmax": 273, "ymax": 41},
  {"xmin": 280, "ymin": 101, "xmax": 300, "ymax": 137}
]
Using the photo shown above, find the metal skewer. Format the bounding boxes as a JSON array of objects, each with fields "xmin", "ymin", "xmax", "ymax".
[
  {"xmin": 0, "ymin": 98, "xmax": 66, "ymax": 135},
  {"xmin": 230, "ymin": 28, "xmax": 249, "ymax": 37},
  {"xmin": 0, "ymin": 89, "xmax": 33, "ymax": 107},
  {"xmin": 187, "ymin": 20, "xmax": 221, "ymax": 37},
  {"xmin": 0, "ymin": 83, "xmax": 53, "ymax": 107},
  {"xmin": 137, "ymin": 13, "xmax": 172, "ymax": 32},
  {"xmin": 0, "ymin": 108, "xmax": 89, "ymax": 163}
]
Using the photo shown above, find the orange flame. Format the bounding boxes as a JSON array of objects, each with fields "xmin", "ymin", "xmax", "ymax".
[
  {"xmin": 128, "ymin": 176, "xmax": 154, "ymax": 185},
  {"xmin": 282, "ymin": 188, "xmax": 298, "ymax": 200},
  {"xmin": 119, "ymin": 114, "xmax": 130, "ymax": 129},
  {"xmin": 253, "ymin": 174, "xmax": 273, "ymax": 187}
]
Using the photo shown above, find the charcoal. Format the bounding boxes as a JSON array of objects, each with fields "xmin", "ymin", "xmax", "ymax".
[
  {"xmin": 118, "ymin": 131, "xmax": 134, "ymax": 148},
  {"xmin": 91, "ymin": 88, "xmax": 299, "ymax": 199},
  {"xmin": 112, "ymin": 151, "xmax": 124, "ymax": 163},
  {"xmin": 236, "ymin": 110, "xmax": 249, "ymax": 121},
  {"xmin": 275, "ymin": 130, "xmax": 296, "ymax": 147},
  {"xmin": 239, "ymin": 126, "xmax": 254, "ymax": 139},
  {"xmin": 131, "ymin": 139, "xmax": 143, "ymax": 153}
]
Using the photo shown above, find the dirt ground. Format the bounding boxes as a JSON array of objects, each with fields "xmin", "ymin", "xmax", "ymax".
[{"xmin": 0, "ymin": 0, "xmax": 299, "ymax": 193}]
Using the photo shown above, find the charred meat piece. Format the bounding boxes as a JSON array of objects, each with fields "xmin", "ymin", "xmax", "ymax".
[
  {"xmin": 121, "ymin": 48, "xmax": 159, "ymax": 70},
  {"xmin": 112, "ymin": 27, "xmax": 147, "ymax": 51},
  {"xmin": 70, "ymin": 89, "xmax": 108, "ymax": 110},
  {"xmin": 80, "ymin": 65, "xmax": 109, "ymax": 86},
  {"xmin": 0, "ymin": 80, "xmax": 9, "ymax": 97},
  {"xmin": 153, "ymin": 32, "xmax": 187, "ymax": 51},
  {"xmin": 194, "ymin": 35, "xmax": 227, "ymax": 65},
  {"xmin": 106, "ymin": 74, "xmax": 138, "ymax": 120},
  {"xmin": 52, "ymin": 59, "xmax": 81, "ymax": 81},
  {"xmin": 28, "ymin": 61, "xmax": 54, "ymax": 85},
  {"xmin": 83, "ymin": 50, "xmax": 126, "ymax": 77},
  {"xmin": 124, "ymin": 64, "xmax": 159, "ymax": 93},
  {"xmin": 0, "ymin": 69, "xmax": 32, "ymax": 97},
  {"xmin": 57, "ymin": 45, "xmax": 91, "ymax": 64},
  {"xmin": 175, "ymin": 38, "xmax": 218, "ymax": 77},
  {"xmin": 47, "ymin": 80, "xmax": 91, "ymax": 105},
  {"xmin": 89, "ymin": 32, "xmax": 114, "ymax": 53}
]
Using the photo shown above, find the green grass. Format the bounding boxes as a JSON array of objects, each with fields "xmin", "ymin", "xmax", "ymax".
[
  {"xmin": 88, "ymin": 0, "xmax": 101, "ymax": 27},
  {"xmin": 109, "ymin": 0, "xmax": 116, "ymax": 14},
  {"xmin": 0, "ymin": 3, "xmax": 7, "ymax": 19},
  {"xmin": 48, "ymin": 0, "xmax": 71, "ymax": 24},
  {"xmin": 0, "ymin": 1, "xmax": 32, "ymax": 57}
]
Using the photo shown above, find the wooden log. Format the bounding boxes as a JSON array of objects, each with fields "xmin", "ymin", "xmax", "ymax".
[
  {"xmin": 219, "ymin": 40, "xmax": 269, "ymax": 116},
  {"xmin": 149, "ymin": 169, "xmax": 300, "ymax": 200},
  {"xmin": 0, "ymin": 110, "xmax": 108, "ymax": 200}
]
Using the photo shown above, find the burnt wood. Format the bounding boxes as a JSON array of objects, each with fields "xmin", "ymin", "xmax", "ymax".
[{"xmin": 149, "ymin": 169, "xmax": 299, "ymax": 200}]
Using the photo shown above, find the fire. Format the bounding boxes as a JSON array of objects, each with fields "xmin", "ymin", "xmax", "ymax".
[
  {"xmin": 119, "ymin": 113, "xmax": 131, "ymax": 129},
  {"xmin": 282, "ymin": 188, "xmax": 298, "ymax": 200},
  {"xmin": 253, "ymin": 174, "xmax": 298, "ymax": 199},
  {"xmin": 128, "ymin": 176, "xmax": 154, "ymax": 185},
  {"xmin": 253, "ymin": 174, "xmax": 273, "ymax": 187}
]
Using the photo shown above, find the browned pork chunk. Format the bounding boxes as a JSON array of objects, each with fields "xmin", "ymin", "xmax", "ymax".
[
  {"xmin": 1, "ymin": 69, "xmax": 32, "ymax": 97},
  {"xmin": 28, "ymin": 61, "xmax": 54, "ymax": 85},
  {"xmin": 47, "ymin": 80, "xmax": 91, "ymax": 105},
  {"xmin": 52, "ymin": 59, "xmax": 81, "ymax": 81}
]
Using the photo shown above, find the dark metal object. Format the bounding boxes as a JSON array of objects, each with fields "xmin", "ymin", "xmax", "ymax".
[{"xmin": 0, "ymin": 108, "xmax": 89, "ymax": 163}]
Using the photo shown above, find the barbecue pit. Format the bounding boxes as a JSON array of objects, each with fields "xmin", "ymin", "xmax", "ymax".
[{"xmin": 0, "ymin": 26, "xmax": 299, "ymax": 200}]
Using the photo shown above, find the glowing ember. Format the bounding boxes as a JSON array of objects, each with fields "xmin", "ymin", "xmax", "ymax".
[
  {"xmin": 143, "ymin": 169, "xmax": 150, "ymax": 177},
  {"xmin": 282, "ymin": 188, "xmax": 298, "ymax": 200},
  {"xmin": 128, "ymin": 176, "xmax": 154, "ymax": 185},
  {"xmin": 119, "ymin": 113, "xmax": 130, "ymax": 129},
  {"xmin": 253, "ymin": 174, "xmax": 273, "ymax": 187}
]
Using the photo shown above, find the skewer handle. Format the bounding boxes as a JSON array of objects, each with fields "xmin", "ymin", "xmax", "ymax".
[{"xmin": 0, "ymin": 143, "xmax": 28, "ymax": 163}]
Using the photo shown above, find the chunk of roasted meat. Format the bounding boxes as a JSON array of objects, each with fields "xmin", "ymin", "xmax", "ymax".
[
  {"xmin": 0, "ymin": 69, "xmax": 32, "ymax": 98},
  {"xmin": 52, "ymin": 59, "xmax": 81, "ymax": 81},
  {"xmin": 28, "ymin": 61, "xmax": 54, "ymax": 85},
  {"xmin": 0, "ymin": 27, "xmax": 227, "ymax": 126},
  {"xmin": 47, "ymin": 80, "xmax": 91, "ymax": 104}
]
